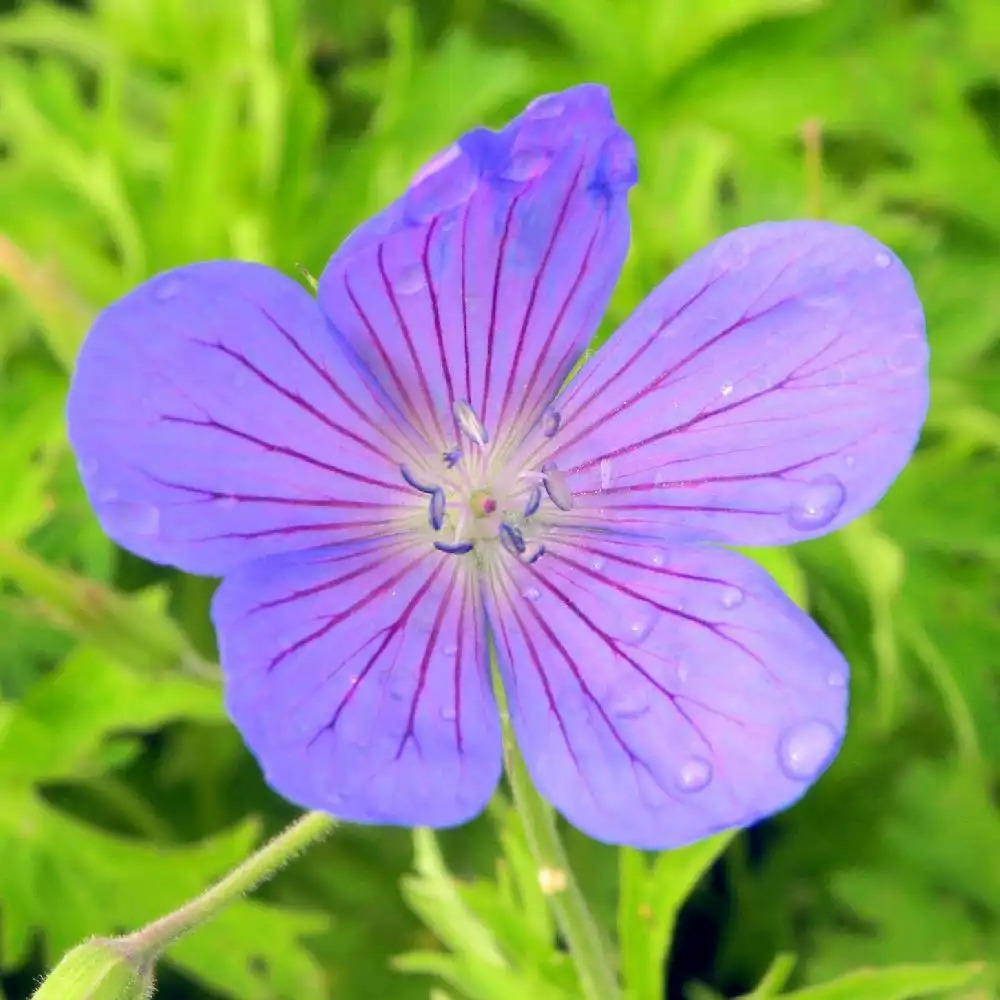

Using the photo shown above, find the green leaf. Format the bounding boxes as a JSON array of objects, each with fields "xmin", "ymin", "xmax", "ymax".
[
  {"xmin": 778, "ymin": 962, "xmax": 983, "ymax": 999},
  {"xmin": 620, "ymin": 833, "xmax": 735, "ymax": 1000}
]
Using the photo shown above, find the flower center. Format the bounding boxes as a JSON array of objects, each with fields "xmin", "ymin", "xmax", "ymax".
[{"xmin": 397, "ymin": 399, "xmax": 574, "ymax": 564}]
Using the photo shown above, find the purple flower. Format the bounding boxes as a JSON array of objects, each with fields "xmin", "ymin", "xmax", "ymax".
[{"xmin": 67, "ymin": 85, "xmax": 928, "ymax": 848}]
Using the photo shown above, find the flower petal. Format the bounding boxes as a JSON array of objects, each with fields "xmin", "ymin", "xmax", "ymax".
[
  {"xmin": 213, "ymin": 540, "xmax": 500, "ymax": 826},
  {"xmin": 317, "ymin": 84, "xmax": 634, "ymax": 450},
  {"xmin": 536, "ymin": 222, "xmax": 928, "ymax": 545},
  {"xmin": 68, "ymin": 261, "xmax": 423, "ymax": 575},
  {"xmin": 484, "ymin": 533, "xmax": 847, "ymax": 848}
]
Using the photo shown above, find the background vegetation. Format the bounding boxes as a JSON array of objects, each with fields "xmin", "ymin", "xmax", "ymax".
[{"xmin": 0, "ymin": 0, "xmax": 998, "ymax": 997}]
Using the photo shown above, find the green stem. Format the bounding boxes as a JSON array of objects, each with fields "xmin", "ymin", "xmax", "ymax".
[
  {"xmin": 120, "ymin": 811, "xmax": 336, "ymax": 963},
  {"xmin": 502, "ymin": 720, "xmax": 620, "ymax": 1000}
]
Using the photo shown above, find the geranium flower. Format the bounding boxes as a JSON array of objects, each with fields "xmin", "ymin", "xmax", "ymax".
[{"xmin": 67, "ymin": 85, "xmax": 927, "ymax": 848}]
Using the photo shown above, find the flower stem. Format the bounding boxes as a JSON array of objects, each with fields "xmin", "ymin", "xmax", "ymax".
[
  {"xmin": 120, "ymin": 811, "xmax": 336, "ymax": 963},
  {"xmin": 502, "ymin": 721, "xmax": 620, "ymax": 1000}
]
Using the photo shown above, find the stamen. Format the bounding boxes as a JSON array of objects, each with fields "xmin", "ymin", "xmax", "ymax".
[
  {"xmin": 523, "ymin": 485, "xmax": 541, "ymax": 518},
  {"xmin": 435, "ymin": 539, "xmax": 474, "ymax": 555},
  {"xmin": 442, "ymin": 447, "xmax": 462, "ymax": 469},
  {"xmin": 499, "ymin": 523, "xmax": 526, "ymax": 556},
  {"xmin": 453, "ymin": 399, "xmax": 489, "ymax": 447},
  {"xmin": 429, "ymin": 488, "xmax": 446, "ymax": 531},
  {"xmin": 400, "ymin": 463, "xmax": 439, "ymax": 495},
  {"xmin": 541, "ymin": 407, "xmax": 561, "ymax": 438},
  {"xmin": 520, "ymin": 542, "xmax": 545, "ymax": 564},
  {"xmin": 541, "ymin": 462, "xmax": 574, "ymax": 511}
]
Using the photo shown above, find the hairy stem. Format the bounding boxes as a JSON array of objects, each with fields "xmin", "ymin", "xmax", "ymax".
[{"xmin": 120, "ymin": 811, "xmax": 336, "ymax": 963}]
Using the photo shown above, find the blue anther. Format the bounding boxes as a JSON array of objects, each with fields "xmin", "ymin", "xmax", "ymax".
[
  {"xmin": 400, "ymin": 464, "xmax": 439, "ymax": 495},
  {"xmin": 541, "ymin": 462, "xmax": 574, "ymax": 511},
  {"xmin": 435, "ymin": 539, "xmax": 474, "ymax": 555},
  {"xmin": 499, "ymin": 523, "xmax": 526, "ymax": 557},
  {"xmin": 442, "ymin": 447, "xmax": 462, "ymax": 469},
  {"xmin": 429, "ymin": 488, "xmax": 446, "ymax": 531},
  {"xmin": 523, "ymin": 485, "xmax": 542, "ymax": 518},
  {"xmin": 520, "ymin": 542, "xmax": 545, "ymax": 565},
  {"xmin": 541, "ymin": 407, "xmax": 561, "ymax": 438}
]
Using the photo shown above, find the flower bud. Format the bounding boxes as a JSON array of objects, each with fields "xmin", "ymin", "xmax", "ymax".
[{"xmin": 32, "ymin": 938, "xmax": 154, "ymax": 1000}]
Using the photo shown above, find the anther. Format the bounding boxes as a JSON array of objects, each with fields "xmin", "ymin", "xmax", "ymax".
[
  {"xmin": 435, "ymin": 539, "xmax": 474, "ymax": 555},
  {"xmin": 499, "ymin": 523, "xmax": 526, "ymax": 556},
  {"xmin": 520, "ymin": 542, "xmax": 545, "ymax": 564},
  {"xmin": 400, "ymin": 464, "xmax": 439, "ymax": 495},
  {"xmin": 453, "ymin": 399, "xmax": 489, "ymax": 447},
  {"xmin": 523, "ymin": 485, "xmax": 541, "ymax": 518},
  {"xmin": 429, "ymin": 488, "xmax": 446, "ymax": 531},
  {"xmin": 541, "ymin": 407, "xmax": 561, "ymax": 438},
  {"xmin": 442, "ymin": 447, "xmax": 462, "ymax": 469},
  {"xmin": 541, "ymin": 462, "xmax": 574, "ymax": 511}
]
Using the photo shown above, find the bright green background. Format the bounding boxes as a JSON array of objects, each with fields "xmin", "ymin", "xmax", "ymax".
[{"xmin": 0, "ymin": 1, "xmax": 997, "ymax": 998}]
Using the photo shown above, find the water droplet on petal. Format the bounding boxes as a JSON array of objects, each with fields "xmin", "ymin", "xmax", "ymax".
[
  {"xmin": 442, "ymin": 642, "xmax": 459, "ymax": 657},
  {"xmin": 888, "ymin": 334, "xmax": 929, "ymax": 375},
  {"xmin": 826, "ymin": 669, "xmax": 848, "ymax": 689},
  {"xmin": 153, "ymin": 278, "xmax": 182, "ymax": 302},
  {"xmin": 720, "ymin": 585, "xmax": 744, "ymax": 609},
  {"xmin": 406, "ymin": 144, "xmax": 478, "ymax": 221},
  {"xmin": 589, "ymin": 554, "xmax": 606, "ymax": 572},
  {"xmin": 608, "ymin": 686, "xmax": 650, "ymax": 720},
  {"xmin": 874, "ymin": 251, "xmax": 892, "ymax": 268},
  {"xmin": 541, "ymin": 463, "xmax": 574, "ymax": 511},
  {"xmin": 649, "ymin": 549, "xmax": 666, "ymax": 568},
  {"xmin": 599, "ymin": 458, "xmax": 614, "ymax": 491},
  {"xmin": 500, "ymin": 148, "xmax": 552, "ymax": 182},
  {"xmin": 525, "ymin": 94, "xmax": 564, "ymax": 119},
  {"xmin": 215, "ymin": 495, "xmax": 238, "ymax": 510},
  {"xmin": 393, "ymin": 263, "xmax": 426, "ymax": 295},
  {"xmin": 777, "ymin": 719, "xmax": 839, "ymax": 780},
  {"xmin": 618, "ymin": 606, "xmax": 657, "ymax": 646},
  {"xmin": 541, "ymin": 407, "xmax": 561, "ymax": 438},
  {"xmin": 440, "ymin": 705, "xmax": 457, "ymax": 721},
  {"xmin": 676, "ymin": 756, "xmax": 712, "ymax": 792},
  {"xmin": 676, "ymin": 664, "xmax": 690, "ymax": 684},
  {"xmin": 843, "ymin": 453, "xmax": 857, "ymax": 469},
  {"xmin": 788, "ymin": 475, "xmax": 846, "ymax": 531},
  {"xmin": 522, "ymin": 586, "xmax": 541, "ymax": 603},
  {"xmin": 103, "ymin": 501, "xmax": 160, "ymax": 537},
  {"xmin": 720, "ymin": 381, "xmax": 734, "ymax": 397}
]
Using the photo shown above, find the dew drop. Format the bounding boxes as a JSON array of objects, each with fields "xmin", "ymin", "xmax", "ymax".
[
  {"xmin": 676, "ymin": 756, "xmax": 712, "ymax": 793},
  {"xmin": 618, "ymin": 606, "xmax": 657, "ymax": 646},
  {"xmin": 720, "ymin": 585, "xmax": 744, "ymax": 609},
  {"xmin": 588, "ymin": 554, "xmax": 606, "ymax": 572},
  {"xmin": 777, "ymin": 719, "xmax": 839, "ymax": 780},
  {"xmin": 500, "ymin": 148, "xmax": 552, "ymax": 182},
  {"xmin": 676, "ymin": 664, "xmax": 690, "ymax": 684},
  {"xmin": 393, "ymin": 263, "xmax": 426, "ymax": 295},
  {"xmin": 442, "ymin": 642, "xmax": 459, "ymax": 657},
  {"xmin": 440, "ymin": 705, "xmax": 458, "ymax": 721},
  {"xmin": 843, "ymin": 453, "xmax": 857, "ymax": 469},
  {"xmin": 599, "ymin": 458, "xmax": 614, "ymax": 492},
  {"xmin": 787, "ymin": 475, "xmax": 846, "ymax": 531},
  {"xmin": 609, "ymin": 688, "xmax": 650, "ymax": 720},
  {"xmin": 874, "ymin": 251, "xmax": 892, "ymax": 269},
  {"xmin": 887, "ymin": 334, "xmax": 929, "ymax": 375},
  {"xmin": 648, "ymin": 549, "xmax": 666, "ymax": 568},
  {"xmin": 215, "ymin": 495, "xmax": 238, "ymax": 510},
  {"xmin": 720, "ymin": 381, "xmax": 734, "ymax": 397},
  {"xmin": 406, "ymin": 144, "xmax": 478, "ymax": 221},
  {"xmin": 525, "ymin": 94, "xmax": 564, "ymax": 119},
  {"xmin": 103, "ymin": 501, "xmax": 160, "ymax": 537},
  {"xmin": 522, "ymin": 586, "xmax": 541, "ymax": 603},
  {"xmin": 541, "ymin": 407, "xmax": 561, "ymax": 438},
  {"xmin": 153, "ymin": 277, "xmax": 182, "ymax": 302},
  {"xmin": 826, "ymin": 669, "xmax": 848, "ymax": 689}
]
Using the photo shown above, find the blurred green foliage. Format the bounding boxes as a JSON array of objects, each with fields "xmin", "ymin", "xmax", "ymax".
[{"xmin": 0, "ymin": 0, "xmax": 997, "ymax": 997}]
